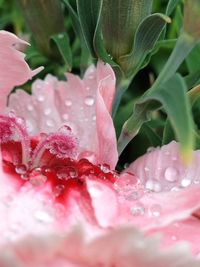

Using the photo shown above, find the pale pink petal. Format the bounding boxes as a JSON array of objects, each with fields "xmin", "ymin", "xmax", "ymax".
[
  {"xmin": 0, "ymin": 226, "xmax": 199, "ymax": 267},
  {"xmin": 126, "ymin": 141, "xmax": 200, "ymax": 191},
  {"xmin": 118, "ymin": 141, "xmax": 200, "ymax": 228},
  {"xmin": 86, "ymin": 178, "xmax": 118, "ymax": 227},
  {"xmin": 95, "ymin": 62, "xmax": 118, "ymax": 169},
  {"xmin": 0, "ymin": 30, "xmax": 42, "ymax": 112},
  {"xmin": 8, "ymin": 61, "xmax": 118, "ymax": 166},
  {"xmin": 118, "ymin": 184, "xmax": 200, "ymax": 230},
  {"xmin": 9, "ymin": 75, "xmax": 62, "ymax": 134},
  {"xmin": 149, "ymin": 217, "xmax": 200, "ymax": 255}
]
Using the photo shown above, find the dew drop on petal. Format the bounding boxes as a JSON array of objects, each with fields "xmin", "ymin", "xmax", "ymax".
[
  {"xmin": 46, "ymin": 119, "xmax": 54, "ymax": 127},
  {"xmin": 37, "ymin": 95, "xmax": 45, "ymax": 102},
  {"xmin": 84, "ymin": 96, "xmax": 94, "ymax": 106},
  {"xmin": 34, "ymin": 210, "xmax": 54, "ymax": 223},
  {"xmin": 181, "ymin": 177, "xmax": 192, "ymax": 187},
  {"xmin": 149, "ymin": 204, "xmax": 161, "ymax": 217},
  {"xmin": 52, "ymin": 184, "xmax": 65, "ymax": 197},
  {"xmin": 15, "ymin": 164, "xmax": 27, "ymax": 175},
  {"xmin": 164, "ymin": 167, "xmax": 178, "ymax": 182},
  {"xmin": 65, "ymin": 99, "xmax": 72, "ymax": 107},
  {"xmin": 130, "ymin": 204, "xmax": 145, "ymax": 216},
  {"xmin": 27, "ymin": 104, "xmax": 34, "ymax": 111},
  {"xmin": 29, "ymin": 175, "xmax": 47, "ymax": 186},
  {"xmin": 44, "ymin": 108, "xmax": 52, "ymax": 116},
  {"xmin": 62, "ymin": 113, "xmax": 69, "ymax": 120},
  {"xmin": 145, "ymin": 179, "xmax": 161, "ymax": 192}
]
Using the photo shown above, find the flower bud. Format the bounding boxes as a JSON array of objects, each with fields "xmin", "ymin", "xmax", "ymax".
[
  {"xmin": 101, "ymin": 0, "xmax": 152, "ymax": 60},
  {"xmin": 18, "ymin": 0, "xmax": 65, "ymax": 57},
  {"xmin": 183, "ymin": 0, "xmax": 200, "ymax": 42}
]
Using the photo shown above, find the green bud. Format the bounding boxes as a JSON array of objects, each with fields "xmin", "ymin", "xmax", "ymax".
[
  {"xmin": 183, "ymin": 0, "xmax": 200, "ymax": 42},
  {"xmin": 17, "ymin": 0, "xmax": 65, "ymax": 57},
  {"xmin": 101, "ymin": 0, "xmax": 152, "ymax": 61}
]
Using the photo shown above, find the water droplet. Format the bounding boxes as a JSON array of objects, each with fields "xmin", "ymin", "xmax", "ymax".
[
  {"xmin": 65, "ymin": 99, "xmax": 72, "ymax": 107},
  {"xmin": 100, "ymin": 164, "xmax": 110, "ymax": 173},
  {"xmin": 86, "ymin": 86, "xmax": 90, "ymax": 90},
  {"xmin": 46, "ymin": 119, "xmax": 54, "ymax": 127},
  {"xmin": 171, "ymin": 186, "xmax": 181, "ymax": 192},
  {"xmin": 181, "ymin": 178, "xmax": 192, "ymax": 187},
  {"xmin": 27, "ymin": 104, "xmax": 34, "ymax": 111},
  {"xmin": 114, "ymin": 173, "xmax": 144, "ymax": 200},
  {"xmin": 145, "ymin": 179, "xmax": 161, "ymax": 192},
  {"xmin": 144, "ymin": 166, "xmax": 150, "ymax": 172},
  {"xmin": 34, "ymin": 210, "xmax": 53, "ymax": 223},
  {"xmin": 193, "ymin": 178, "xmax": 200, "ymax": 184},
  {"xmin": 62, "ymin": 113, "xmax": 69, "ymax": 120},
  {"xmin": 26, "ymin": 120, "xmax": 34, "ymax": 133},
  {"xmin": 15, "ymin": 164, "xmax": 27, "ymax": 175},
  {"xmin": 164, "ymin": 167, "xmax": 178, "ymax": 182},
  {"xmin": 84, "ymin": 96, "xmax": 94, "ymax": 106},
  {"xmin": 29, "ymin": 175, "xmax": 47, "ymax": 186},
  {"xmin": 130, "ymin": 204, "xmax": 145, "ymax": 216},
  {"xmin": 92, "ymin": 115, "xmax": 96, "ymax": 121},
  {"xmin": 37, "ymin": 95, "xmax": 44, "ymax": 102},
  {"xmin": 149, "ymin": 204, "xmax": 161, "ymax": 217},
  {"xmin": 44, "ymin": 108, "xmax": 52, "ymax": 115},
  {"xmin": 52, "ymin": 184, "xmax": 65, "ymax": 197}
]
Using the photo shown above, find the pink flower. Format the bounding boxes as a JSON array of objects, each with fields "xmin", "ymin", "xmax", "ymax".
[{"xmin": 0, "ymin": 30, "xmax": 200, "ymax": 266}]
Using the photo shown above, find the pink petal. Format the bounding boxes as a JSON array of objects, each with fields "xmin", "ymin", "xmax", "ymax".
[
  {"xmin": 149, "ymin": 217, "xmax": 200, "ymax": 255},
  {"xmin": 1, "ymin": 226, "xmax": 199, "ymax": 267},
  {"xmin": 8, "ymin": 61, "xmax": 118, "ymax": 167},
  {"xmin": 86, "ymin": 178, "xmax": 118, "ymax": 227},
  {"xmin": 0, "ymin": 30, "xmax": 42, "ymax": 112},
  {"xmin": 119, "ymin": 184, "xmax": 200, "ymax": 230},
  {"xmin": 119, "ymin": 141, "xmax": 200, "ymax": 229},
  {"xmin": 95, "ymin": 62, "xmax": 118, "ymax": 169}
]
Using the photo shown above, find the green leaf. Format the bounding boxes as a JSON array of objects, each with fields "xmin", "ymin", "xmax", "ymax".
[
  {"xmin": 142, "ymin": 123, "xmax": 162, "ymax": 147},
  {"xmin": 162, "ymin": 119, "xmax": 175, "ymax": 145},
  {"xmin": 118, "ymin": 74, "xmax": 194, "ymax": 162},
  {"xmin": 186, "ymin": 43, "xmax": 200, "ymax": 73},
  {"xmin": 76, "ymin": 0, "xmax": 102, "ymax": 56},
  {"xmin": 185, "ymin": 71, "xmax": 200, "ymax": 89},
  {"xmin": 62, "ymin": 0, "xmax": 91, "ymax": 73},
  {"xmin": 166, "ymin": 0, "xmax": 182, "ymax": 16},
  {"xmin": 50, "ymin": 33, "xmax": 72, "ymax": 71},
  {"xmin": 120, "ymin": 13, "xmax": 171, "ymax": 77}
]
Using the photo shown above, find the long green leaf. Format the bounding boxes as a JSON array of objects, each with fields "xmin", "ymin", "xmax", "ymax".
[
  {"xmin": 120, "ymin": 13, "xmax": 171, "ymax": 77},
  {"xmin": 76, "ymin": 0, "xmax": 102, "ymax": 56},
  {"xmin": 118, "ymin": 74, "xmax": 194, "ymax": 162},
  {"xmin": 50, "ymin": 33, "xmax": 72, "ymax": 71},
  {"xmin": 62, "ymin": 0, "xmax": 91, "ymax": 73}
]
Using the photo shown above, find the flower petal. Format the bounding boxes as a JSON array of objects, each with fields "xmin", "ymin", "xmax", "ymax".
[
  {"xmin": 121, "ymin": 141, "xmax": 200, "ymax": 229},
  {"xmin": 149, "ymin": 217, "xmax": 200, "ymax": 255},
  {"xmin": 0, "ymin": 226, "xmax": 199, "ymax": 267},
  {"xmin": 0, "ymin": 30, "xmax": 42, "ymax": 112},
  {"xmin": 95, "ymin": 61, "xmax": 118, "ymax": 169},
  {"xmin": 8, "ymin": 62, "xmax": 118, "ymax": 166},
  {"xmin": 86, "ymin": 178, "xmax": 118, "ymax": 227}
]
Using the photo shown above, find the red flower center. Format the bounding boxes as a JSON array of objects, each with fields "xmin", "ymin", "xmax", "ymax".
[{"xmin": 1, "ymin": 112, "xmax": 118, "ymax": 203}]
